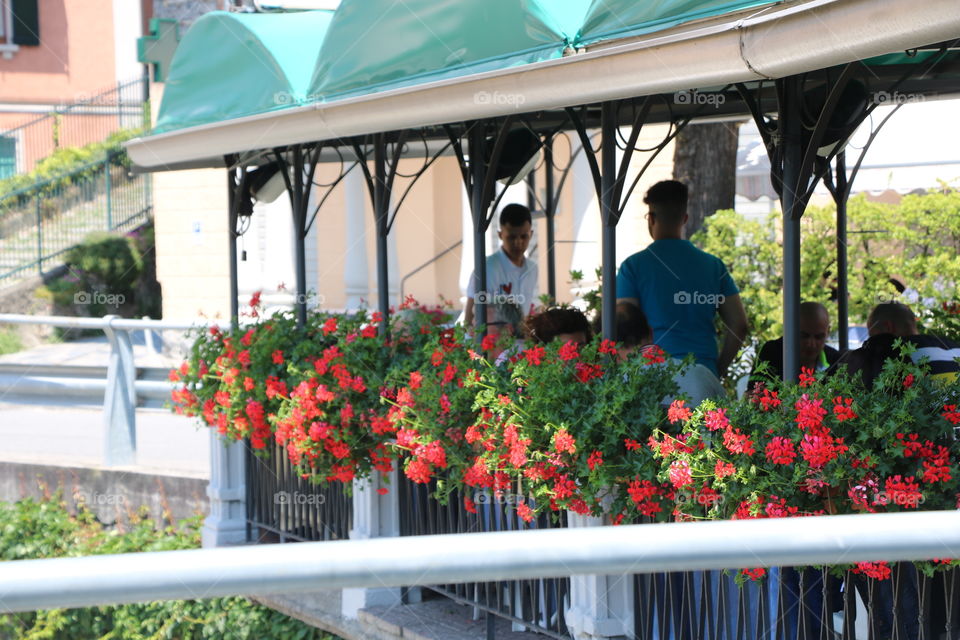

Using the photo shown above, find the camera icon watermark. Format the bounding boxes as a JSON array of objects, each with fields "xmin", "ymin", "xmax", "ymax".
[
  {"xmin": 272, "ymin": 91, "xmax": 299, "ymax": 106},
  {"xmin": 871, "ymin": 91, "xmax": 924, "ymax": 106},
  {"xmin": 473, "ymin": 491, "xmax": 524, "ymax": 506},
  {"xmin": 874, "ymin": 490, "xmax": 925, "ymax": 508},
  {"xmin": 74, "ymin": 291, "xmax": 125, "ymax": 307},
  {"xmin": 675, "ymin": 492, "xmax": 725, "ymax": 507},
  {"xmin": 75, "ymin": 490, "xmax": 126, "ymax": 506},
  {"xmin": 674, "ymin": 90, "xmax": 725, "ymax": 108},
  {"xmin": 475, "ymin": 291, "xmax": 525, "ymax": 306},
  {"xmin": 673, "ymin": 291, "xmax": 725, "ymax": 306},
  {"xmin": 274, "ymin": 491, "xmax": 326, "ymax": 506},
  {"xmin": 474, "ymin": 91, "xmax": 526, "ymax": 109},
  {"xmin": 292, "ymin": 291, "xmax": 326, "ymax": 307}
]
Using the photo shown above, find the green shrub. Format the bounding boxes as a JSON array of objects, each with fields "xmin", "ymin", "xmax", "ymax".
[
  {"xmin": 0, "ymin": 326, "xmax": 22, "ymax": 355},
  {"xmin": 0, "ymin": 494, "xmax": 339, "ymax": 640},
  {"xmin": 65, "ymin": 232, "xmax": 143, "ymax": 293},
  {"xmin": 0, "ymin": 129, "xmax": 141, "ymax": 208}
]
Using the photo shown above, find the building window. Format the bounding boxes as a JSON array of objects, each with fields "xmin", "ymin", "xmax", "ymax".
[
  {"xmin": 0, "ymin": 136, "xmax": 16, "ymax": 179},
  {"xmin": 0, "ymin": 0, "xmax": 39, "ymax": 54}
]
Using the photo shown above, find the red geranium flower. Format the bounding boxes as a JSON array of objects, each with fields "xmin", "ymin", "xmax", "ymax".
[
  {"xmin": 587, "ymin": 450, "xmax": 603, "ymax": 471},
  {"xmin": 641, "ymin": 344, "xmax": 666, "ymax": 365},
  {"xmin": 765, "ymin": 436, "xmax": 797, "ymax": 465},
  {"xmin": 714, "ymin": 460, "xmax": 736, "ymax": 479},
  {"xmin": 667, "ymin": 399, "xmax": 692, "ymax": 424},
  {"xmin": 853, "ymin": 561, "xmax": 891, "ymax": 581},
  {"xmin": 558, "ymin": 341, "xmax": 580, "ymax": 361},
  {"xmin": 321, "ymin": 317, "xmax": 338, "ymax": 335},
  {"xmin": 668, "ymin": 460, "xmax": 693, "ymax": 489},
  {"xmin": 599, "ymin": 339, "xmax": 618, "ymax": 356},
  {"xmin": 832, "ymin": 396, "xmax": 858, "ymax": 422},
  {"xmin": 741, "ymin": 567, "xmax": 766, "ymax": 581},
  {"xmin": 574, "ymin": 362, "xmax": 603, "ymax": 383},
  {"xmin": 516, "ymin": 502, "xmax": 534, "ymax": 523},
  {"xmin": 942, "ymin": 404, "xmax": 960, "ymax": 426},
  {"xmin": 553, "ymin": 429, "xmax": 577, "ymax": 454},
  {"xmin": 524, "ymin": 345, "xmax": 545, "ymax": 366},
  {"xmin": 704, "ymin": 408, "xmax": 729, "ymax": 431}
]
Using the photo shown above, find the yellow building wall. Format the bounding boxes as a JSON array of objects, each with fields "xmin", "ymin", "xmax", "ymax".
[{"xmin": 150, "ymin": 123, "xmax": 678, "ymax": 321}]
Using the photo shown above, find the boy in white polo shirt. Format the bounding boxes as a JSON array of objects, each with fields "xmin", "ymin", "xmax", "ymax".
[{"xmin": 463, "ymin": 204, "xmax": 539, "ymax": 328}]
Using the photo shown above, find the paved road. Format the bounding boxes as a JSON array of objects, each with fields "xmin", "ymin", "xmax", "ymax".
[
  {"xmin": 0, "ymin": 335, "xmax": 210, "ymax": 478},
  {"xmin": 0, "ymin": 402, "xmax": 209, "ymax": 478}
]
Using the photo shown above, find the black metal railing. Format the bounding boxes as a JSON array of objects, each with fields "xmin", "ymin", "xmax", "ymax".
[
  {"xmin": 245, "ymin": 443, "xmax": 352, "ymax": 543},
  {"xmin": 242, "ymin": 456, "xmax": 957, "ymax": 638},
  {"xmin": 632, "ymin": 563, "xmax": 960, "ymax": 640},
  {"xmin": 398, "ymin": 476, "xmax": 570, "ymax": 639}
]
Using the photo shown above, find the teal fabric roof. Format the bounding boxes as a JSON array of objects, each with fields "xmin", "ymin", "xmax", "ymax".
[
  {"xmin": 578, "ymin": 0, "xmax": 779, "ymax": 44},
  {"xmin": 151, "ymin": 0, "xmax": 946, "ymax": 136},
  {"xmin": 154, "ymin": 10, "xmax": 334, "ymax": 133},
  {"xmin": 307, "ymin": 0, "xmax": 590, "ymax": 101}
]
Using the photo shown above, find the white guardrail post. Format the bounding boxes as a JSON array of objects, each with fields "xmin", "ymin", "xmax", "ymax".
[
  {"xmin": 102, "ymin": 315, "xmax": 138, "ymax": 466},
  {"xmin": 565, "ymin": 511, "xmax": 634, "ymax": 640},
  {"xmin": 202, "ymin": 435, "xmax": 247, "ymax": 547},
  {"xmin": 342, "ymin": 468, "xmax": 404, "ymax": 618}
]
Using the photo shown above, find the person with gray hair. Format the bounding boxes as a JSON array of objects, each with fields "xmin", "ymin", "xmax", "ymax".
[
  {"xmin": 832, "ymin": 301, "xmax": 959, "ymax": 392},
  {"xmin": 866, "ymin": 301, "xmax": 918, "ymax": 336}
]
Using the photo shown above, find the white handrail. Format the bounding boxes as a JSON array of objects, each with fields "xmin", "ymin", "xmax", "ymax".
[
  {"xmin": 0, "ymin": 510, "xmax": 958, "ymax": 613},
  {"xmin": 0, "ymin": 313, "xmax": 218, "ymax": 331}
]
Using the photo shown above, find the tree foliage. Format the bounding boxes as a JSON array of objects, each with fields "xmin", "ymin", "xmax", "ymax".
[{"xmin": 690, "ymin": 190, "xmax": 960, "ymax": 346}]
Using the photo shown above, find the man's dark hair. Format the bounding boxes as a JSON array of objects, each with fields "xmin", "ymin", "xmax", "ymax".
[
  {"xmin": 615, "ymin": 303, "xmax": 652, "ymax": 347},
  {"xmin": 524, "ymin": 307, "xmax": 592, "ymax": 344},
  {"xmin": 499, "ymin": 203, "xmax": 532, "ymax": 228},
  {"xmin": 643, "ymin": 180, "xmax": 688, "ymax": 225}
]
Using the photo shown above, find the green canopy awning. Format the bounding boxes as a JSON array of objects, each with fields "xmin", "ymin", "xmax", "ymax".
[
  {"xmin": 154, "ymin": 10, "xmax": 334, "ymax": 133},
  {"xmin": 577, "ymin": 0, "xmax": 779, "ymax": 45},
  {"xmin": 129, "ymin": 0, "xmax": 960, "ymax": 171},
  {"xmin": 307, "ymin": 0, "xmax": 592, "ymax": 101}
]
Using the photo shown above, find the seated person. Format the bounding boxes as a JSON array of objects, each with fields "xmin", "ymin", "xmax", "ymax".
[
  {"xmin": 749, "ymin": 301, "xmax": 843, "ymax": 388},
  {"xmin": 524, "ymin": 306, "xmax": 592, "ymax": 346},
  {"xmin": 494, "ymin": 307, "xmax": 591, "ymax": 366},
  {"xmin": 835, "ymin": 302, "xmax": 960, "ymax": 390},
  {"xmin": 615, "ymin": 302, "xmax": 726, "ymax": 407}
]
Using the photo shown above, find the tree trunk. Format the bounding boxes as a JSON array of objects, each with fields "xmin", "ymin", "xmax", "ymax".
[{"xmin": 672, "ymin": 121, "xmax": 742, "ymax": 237}]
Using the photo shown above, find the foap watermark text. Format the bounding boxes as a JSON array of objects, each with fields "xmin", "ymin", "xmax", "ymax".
[
  {"xmin": 274, "ymin": 491, "xmax": 326, "ymax": 506},
  {"xmin": 74, "ymin": 291, "xmax": 125, "ymax": 307},
  {"xmin": 674, "ymin": 291, "xmax": 725, "ymax": 307}
]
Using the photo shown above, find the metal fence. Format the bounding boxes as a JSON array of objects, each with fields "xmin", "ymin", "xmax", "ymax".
[
  {"xmin": 631, "ymin": 564, "xmax": 959, "ymax": 640},
  {"xmin": 397, "ymin": 477, "xmax": 570, "ymax": 638},
  {"xmin": 245, "ymin": 442, "xmax": 353, "ymax": 544},
  {"xmin": 0, "ymin": 151, "xmax": 152, "ymax": 287},
  {"xmin": 0, "ymin": 76, "xmax": 147, "ymax": 178}
]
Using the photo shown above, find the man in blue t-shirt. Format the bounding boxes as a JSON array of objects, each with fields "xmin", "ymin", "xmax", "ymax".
[{"xmin": 616, "ymin": 180, "xmax": 747, "ymax": 378}]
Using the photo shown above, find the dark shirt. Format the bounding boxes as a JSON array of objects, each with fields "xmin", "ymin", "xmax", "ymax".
[
  {"xmin": 830, "ymin": 333, "xmax": 960, "ymax": 390},
  {"xmin": 749, "ymin": 337, "xmax": 842, "ymax": 388}
]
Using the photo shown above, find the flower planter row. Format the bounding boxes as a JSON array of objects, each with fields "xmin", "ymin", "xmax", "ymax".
[{"xmin": 171, "ymin": 301, "xmax": 960, "ymax": 583}]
